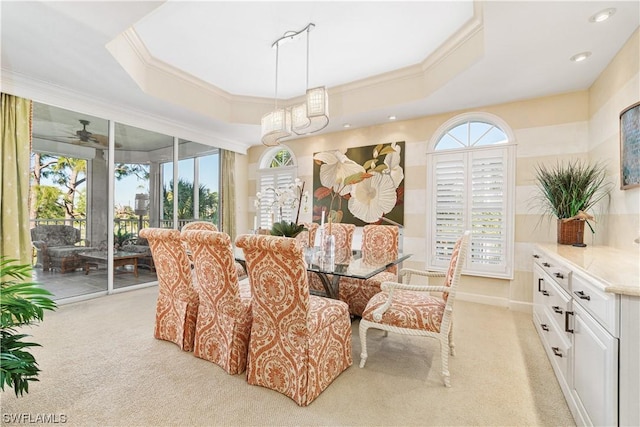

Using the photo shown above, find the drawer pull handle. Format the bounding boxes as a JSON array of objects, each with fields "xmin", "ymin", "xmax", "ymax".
[
  {"xmin": 574, "ymin": 290, "xmax": 591, "ymax": 301},
  {"xmin": 554, "ymin": 272, "xmax": 564, "ymax": 279},
  {"xmin": 552, "ymin": 306, "xmax": 563, "ymax": 314},
  {"xmin": 538, "ymin": 278, "xmax": 544, "ymax": 293},
  {"xmin": 551, "ymin": 347, "xmax": 563, "ymax": 358},
  {"xmin": 542, "ymin": 262, "xmax": 551, "ymax": 267},
  {"xmin": 541, "ymin": 324, "xmax": 549, "ymax": 331},
  {"xmin": 533, "ymin": 254, "xmax": 540, "ymax": 259},
  {"xmin": 565, "ymin": 311, "xmax": 574, "ymax": 333},
  {"xmin": 541, "ymin": 290, "xmax": 549, "ymax": 296}
]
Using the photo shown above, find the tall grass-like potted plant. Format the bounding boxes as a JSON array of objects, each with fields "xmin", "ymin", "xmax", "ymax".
[
  {"xmin": 1, "ymin": 257, "xmax": 56, "ymax": 396},
  {"xmin": 534, "ymin": 160, "xmax": 611, "ymax": 245}
]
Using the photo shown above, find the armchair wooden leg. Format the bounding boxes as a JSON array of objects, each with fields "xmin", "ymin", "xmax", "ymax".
[
  {"xmin": 359, "ymin": 321, "xmax": 370, "ymax": 368},
  {"xmin": 441, "ymin": 338, "xmax": 451, "ymax": 387},
  {"xmin": 448, "ymin": 322, "xmax": 456, "ymax": 356}
]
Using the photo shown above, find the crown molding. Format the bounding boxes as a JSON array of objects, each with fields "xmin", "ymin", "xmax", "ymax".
[
  {"xmin": 105, "ymin": 3, "xmax": 485, "ymax": 126},
  {"xmin": 107, "ymin": 28, "xmax": 273, "ymax": 125},
  {"xmin": 330, "ymin": 4, "xmax": 484, "ymax": 96},
  {"xmin": 0, "ymin": 69, "xmax": 250, "ymax": 154}
]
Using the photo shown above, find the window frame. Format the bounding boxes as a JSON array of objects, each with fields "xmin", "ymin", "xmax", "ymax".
[{"xmin": 426, "ymin": 112, "xmax": 516, "ymax": 280}]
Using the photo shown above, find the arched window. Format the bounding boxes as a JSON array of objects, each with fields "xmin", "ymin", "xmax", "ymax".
[
  {"xmin": 427, "ymin": 113, "xmax": 516, "ymax": 279},
  {"xmin": 255, "ymin": 146, "xmax": 298, "ymax": 228}
]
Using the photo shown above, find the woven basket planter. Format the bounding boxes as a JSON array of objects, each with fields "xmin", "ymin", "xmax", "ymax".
[{"xmin": 557, "ymin": 219, "xmax": 585, "ymax": 245}]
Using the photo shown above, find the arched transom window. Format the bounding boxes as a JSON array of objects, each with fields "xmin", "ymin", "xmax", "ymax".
[
  {"xmin": 435, "ymin": 121, "xmax": 508, "ymax": 150},
  {"xmin": 427, "ymin": 114, "xmax": 515, "ymax": 279}
]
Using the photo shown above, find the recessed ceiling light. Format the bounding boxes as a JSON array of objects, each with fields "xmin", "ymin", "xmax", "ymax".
[
  {"xmin": 570, "ymin": 51, "xmax": 591, "ymax": 62},
  {"xmin": 589, "ymin": 8, "xmax": 616, "ymax": 23},
  {"xmin": 388, "ymin": 115, "xmax": 397, "ymax": 120},
  {"xmin": 343, "ymin": 123, "xmax": 351, "ymax": 128}
]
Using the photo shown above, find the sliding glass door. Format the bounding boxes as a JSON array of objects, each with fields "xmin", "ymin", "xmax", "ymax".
[
  {"xmin": 30, "ymin": 101, "xmax": 222, "ymax": 301},
  {"xmin": 112, "ymin": 123, "xmax": 174, "ymax": 289},
  {"xmin": 31, "ymin": 103, "xmax": 109, "ymax": 300}
]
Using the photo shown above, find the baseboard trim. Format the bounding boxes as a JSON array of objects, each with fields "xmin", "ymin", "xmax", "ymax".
[
  {"xmin": 456, "ymin": 292, "xmax": 532, "ymax": 313},
  {"xmin": 456, "ymin": 292, "xmax": 509, "ymax": 308},
  {"xmin": 509, "ymin": 300, "xmax": 533, "ymax": 313}
]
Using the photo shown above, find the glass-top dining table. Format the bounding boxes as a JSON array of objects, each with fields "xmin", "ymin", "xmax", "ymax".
[{"xmin": 234, "ymin": 247, "xmax": 412, "ymax": 300}]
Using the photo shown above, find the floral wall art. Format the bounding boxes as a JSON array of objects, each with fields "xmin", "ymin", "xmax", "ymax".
[{"xmin": 312, "ymin": 141, "xmax": 405, "ymax": 226}]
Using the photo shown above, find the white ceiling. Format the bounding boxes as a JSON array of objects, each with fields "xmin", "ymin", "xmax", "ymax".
[{"xmin": 1, "ymin": 1, "xmax": 638, "ymax": 153}]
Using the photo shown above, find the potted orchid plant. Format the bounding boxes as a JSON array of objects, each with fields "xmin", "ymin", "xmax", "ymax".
[{"xmin": 255, "ymin": 178, "xmax": 309, "ymax": 238}]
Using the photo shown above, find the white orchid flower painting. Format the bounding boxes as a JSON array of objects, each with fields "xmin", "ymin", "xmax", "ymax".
[{"xmin": 312, "ymin": 142, "xmax": 405, "ymax": 225}]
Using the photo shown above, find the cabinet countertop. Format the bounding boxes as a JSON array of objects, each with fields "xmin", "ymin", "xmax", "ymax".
[{"xmin": 535, "ymin": 244, "xmax": 640, "ymax": 297}]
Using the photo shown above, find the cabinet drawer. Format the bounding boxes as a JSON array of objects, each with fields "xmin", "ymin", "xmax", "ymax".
[
  {"xmin": 545, "ymin": 280, "xmax": 572, "ymax": 340},
  {"xmin": 536, "ymin": 308, "xmax": 571, "ymax": 383},
  {"xmin": 572, "ymin": 271, "xmax": 619, "ymax": 336},
  {"xmin": 533, "ymin": 252, "xmax": 571, "ymax": 292},
  {"xmin": 535, "ymin": 264, "xmax": 572, "ymax": 340}
]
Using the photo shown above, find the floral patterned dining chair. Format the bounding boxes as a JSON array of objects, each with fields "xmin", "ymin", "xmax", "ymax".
[
  {"xmin": 180, "ymin": 221, "xmax": 247, "ymax": 280},
  {"xmin": 181, "ymin": 229, "xmax": 252, "ymax": 374},
  {"xmin": 294, "ymin": 222, "xmax": 319, "ymax": 249},
  {"xmin": 139, "ymin": 228, "xmax": 199, "ymax": 351},
  {"xmin": 235, "ymin": 234, "xmax": 353, "ymax": 406},
  {"xmin": 339, "ymin": 225, "xmax": 399, "ymax": 316},
  {"xmin": 308, "ymin": 222, "xmax": 355, "ymax": 294},
  {"xmin": 181, "ymin": 221, "xmax": 217, "ymax": 232}
]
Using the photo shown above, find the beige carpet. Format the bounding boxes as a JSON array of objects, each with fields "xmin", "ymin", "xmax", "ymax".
[{"xmin": 1, "ymin": 287, "xmax": 575, "ymax": 426}]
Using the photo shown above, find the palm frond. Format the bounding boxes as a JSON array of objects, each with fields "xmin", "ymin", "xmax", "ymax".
[{"xmin": 0, "ymin": 257, "xmax": 56, "ymax": 397}]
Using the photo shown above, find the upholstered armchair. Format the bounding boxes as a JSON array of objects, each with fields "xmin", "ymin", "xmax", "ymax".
[
  {"xmin": 235, "ymin": 234, "xmax": 352, "ymax": 406},
  {"xmin": 181, "ymin": 229, "xmax": 252, "ymax": 374},
  {"xmin": 30, "ymin": 225, "xmax": 93, "ymax": 273},
  {"xmin": 359, "ymin": 231, "xmax": 470, "ymax": 387},
  {"xmin": 308, "ymin": 223, "xmax": 355, "ymax": 294},
  {"xmin": 339, "ymin": 225, "xmax": 399, "ymax": 316},
  {"xmin": 139, "ymin": 228, "xmax": 199, "ymax": 351}
]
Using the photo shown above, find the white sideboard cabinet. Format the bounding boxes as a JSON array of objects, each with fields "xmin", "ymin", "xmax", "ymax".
[{"xmin": 532, "ymin": 244, "xmax": 640, "ymax": 427}]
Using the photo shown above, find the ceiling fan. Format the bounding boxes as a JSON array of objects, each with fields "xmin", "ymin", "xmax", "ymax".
[
  {"xmin": 68, "ymin": 119, "xmax": 114, "ymax": 148},
  {"xmin": 35, "ymin": 119, "xmax": 121, "ymax": 149}
]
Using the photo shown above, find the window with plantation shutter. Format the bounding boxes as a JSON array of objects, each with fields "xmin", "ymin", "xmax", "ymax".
[
  {"xmin": 427, "ymin": 114, "xmax": 515, "ymax": 279},
  {"xmin": 256, "ymin": 146, "xmax": 297, "ymax": 229}
]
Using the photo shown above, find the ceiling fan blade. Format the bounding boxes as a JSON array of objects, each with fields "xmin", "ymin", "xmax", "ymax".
[{"xmin": 90, "ymin": 134, "xmax": 108, "ymax": 145}]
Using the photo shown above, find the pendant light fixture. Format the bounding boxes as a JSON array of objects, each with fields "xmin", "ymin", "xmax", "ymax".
[
  {"xmin": 261, "ymin": 37, "xmax": 291, "ymax": 147},
  {"xmin": 291, "ymin": 24, "xmax": 329, "ymax": 135},
  {"xmin": 261, "ymin": 23, "xmax": 329, "ymax": 146}
]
